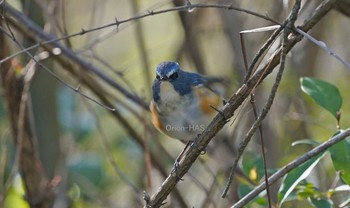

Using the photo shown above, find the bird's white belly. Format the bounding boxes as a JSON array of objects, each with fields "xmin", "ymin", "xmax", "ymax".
[
  {"xmin": 158, "ymin": 95, "xmax": 208, "ymax": 141},
  {"xmin": 162, "ymin": 109, "xmax": 207, "ymax": 141}
]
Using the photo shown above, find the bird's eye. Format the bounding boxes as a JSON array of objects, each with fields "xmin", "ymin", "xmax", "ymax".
[
  {"xmin": 156, "ymin": 75, "xmax": 160, "ymax": 80},
  {"xmin": 169, "ymin": 72, "xmax": 178, "ymax": 80}
]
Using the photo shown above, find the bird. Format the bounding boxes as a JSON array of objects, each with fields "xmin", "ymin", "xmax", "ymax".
[{"xmin": 150, "ymin": 61, "xmax": 224, "ymax": 144}]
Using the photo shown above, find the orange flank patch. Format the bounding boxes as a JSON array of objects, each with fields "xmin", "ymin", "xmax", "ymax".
[
  {"xmin": 194, "ymin": 87, "xmax": 222, "ymax": 115},
  {"xmin": 150, "ymin": 100, "xmax": 165, "ymax": 132}
]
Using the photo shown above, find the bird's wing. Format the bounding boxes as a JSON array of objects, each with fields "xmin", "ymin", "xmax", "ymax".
[
  {"xmin": 189, "ymin": 74, "xmax": 226, "ymax": 115},
  {"xmin": 191, "ymin": 74, "xmax": 227, "ymax": 97}
]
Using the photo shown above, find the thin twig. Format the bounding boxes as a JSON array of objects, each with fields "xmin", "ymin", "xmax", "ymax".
[
  {"xmin": 250, "ymin": 93, "xmax": 272, "ymax": 206},
  {"xmin": 294, "ymin": 27, "xmax": 350, "ymax": 70}
]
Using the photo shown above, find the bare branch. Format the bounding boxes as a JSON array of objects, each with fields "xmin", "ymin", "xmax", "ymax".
[{"xmin": 295, "ymin": 27, "xmax": 350, "ymax": 70}]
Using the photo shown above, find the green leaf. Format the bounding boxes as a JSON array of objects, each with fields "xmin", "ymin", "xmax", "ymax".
[
  {"xmin": 278, "ymin": 151, "xmax": 326, "ymax": 205},
  {"xmin": 329, "ymin": 133, "xmax": 350, "ymax": 185},
  {"xmin": 308, "ymin": 197, "xmax": 333, "ymax": 208},
  {"xmin": 300, "ymin": 77, "xmax": 342, "ymax": 119}
]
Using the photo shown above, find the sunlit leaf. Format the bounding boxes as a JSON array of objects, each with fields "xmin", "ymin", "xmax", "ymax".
[
  {"xmin": 300, "ymin": 77, "xmax": 342, "ymax": 119},
  {"xmin": 4, "ymin": 175, "xmax": 29, "ymax": 208},
  {"xmin": 4, "ymin": 187, "xmax": 30, "ymax": 208},
  {"xmin": 249, "ymin": 168, "xmax": 258, "ymax": 181},
  {"xmin": 242, "ymin": 152, "xmax": 264, "ymax": 182},
  {"xmin": 278, "ymin": 152, "xmax": 326, "ymax": 205}
]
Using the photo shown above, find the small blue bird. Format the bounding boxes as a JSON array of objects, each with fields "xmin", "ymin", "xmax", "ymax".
[{"xmin": 150, "ymin": 61, "xmax": 224, "ymax": 143}]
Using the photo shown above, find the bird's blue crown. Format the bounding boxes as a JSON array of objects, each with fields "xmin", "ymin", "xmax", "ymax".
[{"xmin": 155, "ymin": 61, "xmax": 180, "ymax": 80}]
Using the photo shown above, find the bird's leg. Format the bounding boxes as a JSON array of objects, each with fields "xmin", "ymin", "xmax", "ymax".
[
  {"xmin": 171, "ymin": 140, "xmax": 192, "ymax": 178},
  {"xmin": 171, "ymin": 133, "xmax": 208, "ymax": 177},
  {"xmin": 187, "ymin": 133, "xmax": 207, "ymax": 155}
]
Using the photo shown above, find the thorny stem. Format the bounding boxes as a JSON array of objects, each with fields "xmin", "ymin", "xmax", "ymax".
[{"xmin": 222, "ymin": 0, "xmax": 302, "ymax": 199}]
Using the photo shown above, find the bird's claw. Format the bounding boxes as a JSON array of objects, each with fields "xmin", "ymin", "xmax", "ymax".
[{"xmin": 171, "ymin": 160, "xmax": 184, "ymax": 181}]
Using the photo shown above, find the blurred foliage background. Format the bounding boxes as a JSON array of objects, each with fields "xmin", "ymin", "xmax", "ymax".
[{"xmin": 0, "ymin": 0, "xmax": 350, "ymax": 207}]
